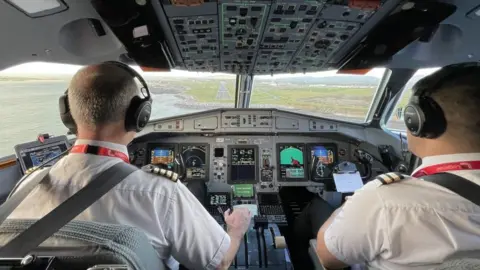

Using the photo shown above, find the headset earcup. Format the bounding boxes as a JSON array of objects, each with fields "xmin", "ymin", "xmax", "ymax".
[
  {"xmin": 135, "ymin": 101, "xmax": 152, "ymax": 132},
  {"xmin": 58, "ymin": 91, "xmax": 77, "ymax": 133},
  {"xmin": 404, "ymin": 104, "xmax": 425, "ymax": 137},
  {"xmin": 419, "ymin": 97, "xmax": 447, "ymax": 139},
  {"xmin": 125, "ymin": 97, "xmax": 152, "ymax": 132}
]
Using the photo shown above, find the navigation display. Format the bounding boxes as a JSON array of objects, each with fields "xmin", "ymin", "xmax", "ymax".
[
  {"xmin": 181, "ymin": 144, "xmax": 208, "ymax": 180},
  {"xmin": 18, "ymin": 141, "xmax": 68, "ymax": 172},
  {"xmin": 308, "ymin": 144, "xmax": 337, "ymax": 181},
  {"xmin": 278, "ymin": 144, "xmax": 306, "ymax": 181},
  {"xmin": 228, "ymin": 146, "xmax": 258, "ymax": 184},
  {"xmin": 150, "ymin": 145, "xmax": 175, "ymax": 170}
]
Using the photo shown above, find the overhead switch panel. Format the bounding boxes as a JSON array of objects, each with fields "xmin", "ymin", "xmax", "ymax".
[{"xmin": 160, "ymin": 0, "xmax": 391, "ymax": 74}]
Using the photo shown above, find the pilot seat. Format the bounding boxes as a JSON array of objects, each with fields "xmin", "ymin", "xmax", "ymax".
[{"xmin": 0, "ymin": 219, "xmax": 165, "ymax": 270}]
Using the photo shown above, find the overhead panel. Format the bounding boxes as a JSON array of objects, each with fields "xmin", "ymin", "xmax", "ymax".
[
  {"xmin": 219, "ymin": 0, "xmax": 271, "ymax": 74},
  {"xmin": 159, "ymin": 0, "xmax": 392, "ymax": 75},
  {"xmin": 169, "ymin": 15, "xmax": 220, "ymax": 72},
  {"xmin": 288, "ymin": 19, "xmax": 360, "ymax": 73},
  {"xmin": 254, "ymin": 1, "xmax": 325, "ymax": 74}
]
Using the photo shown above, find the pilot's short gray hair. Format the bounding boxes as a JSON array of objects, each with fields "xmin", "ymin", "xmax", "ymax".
[
  {"xmin": 430, "ymin": 71, "xmax": 480, "ymax": 143},
  {"xmin": 68, "ymin": 63, "xmax": 139, "ymax": 129}
]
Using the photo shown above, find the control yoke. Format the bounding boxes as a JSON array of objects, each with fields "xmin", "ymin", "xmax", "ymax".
[
  {"xmin": 353, "ymin": 149, "xmax": 373, "ymax": 180},
  {"xmin": 175, "ymin": 153, "xmax": 186, "ymax": 181}
]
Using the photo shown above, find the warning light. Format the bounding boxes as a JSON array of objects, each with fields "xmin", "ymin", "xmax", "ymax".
[
  {"xmin": 337, "ymin": 68, "xmax": 371, "ymax": 75},
  {"xmin": 140, "ymin": 66, "xmax": 170, "ymax": 72},
  {"xmin": 349, "ymin": 0, "xmax": 380, "ymax": 11},
  {"xmin": 37, "ymin": 133, "xmax": 50, "ymax": 143}
]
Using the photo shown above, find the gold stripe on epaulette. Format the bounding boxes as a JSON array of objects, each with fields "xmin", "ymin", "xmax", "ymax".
[
  {"xmin": 375, "ymin": 175, "xmax": 387, "ymax": 184},
  {"xmin": 387, "ymin": 172, "xmax": 402, "ymax": 182},
  {"xmin": 379, "ymin": 174, "xmax": 394, "ymax": 184}
]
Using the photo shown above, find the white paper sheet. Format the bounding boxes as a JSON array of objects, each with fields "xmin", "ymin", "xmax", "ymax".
[
  {"xmin": 233, "ymin": 204, "xmax": 258, "ymax": 216},
  {"xmin": 333, "ymin": 172, "xmax": 364, "ymax": 193}
]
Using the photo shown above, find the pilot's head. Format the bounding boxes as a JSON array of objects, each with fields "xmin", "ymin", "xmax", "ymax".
[
  {"xmin": 68, "ymin": 63, "xmax": 141, "ymax": 144},
  {"xmin": 405, "ymin": 63, "xmax": 480, "ymax": 158}
]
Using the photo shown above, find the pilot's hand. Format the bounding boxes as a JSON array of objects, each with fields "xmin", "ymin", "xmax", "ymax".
[{"xmin": 224, "ymin": 208, "xmax": 251, "ymax": 239}]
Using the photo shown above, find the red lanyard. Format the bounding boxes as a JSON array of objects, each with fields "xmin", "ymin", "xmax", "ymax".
[
  {"xmin": 70, "ymin": 144, "xmax": 130, "ymax": 163},
  {"xmin": 412, "ymin": 161, "xmax": 480, "ymax": 177}
]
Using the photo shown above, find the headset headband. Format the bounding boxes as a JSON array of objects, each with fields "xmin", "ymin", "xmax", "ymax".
[
  {"xmin": 59, "ymin": 61, "xmax": 153, "ymax": 134},
  {"xmin": 102, "ymin": 61, "xmax": 152, "ymax": 101},
  {"xmin": 413, "ymin": 62, "xmax": 480, "ymax": 98}
]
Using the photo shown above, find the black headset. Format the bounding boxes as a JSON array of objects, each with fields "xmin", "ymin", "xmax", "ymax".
[
  {"xmin": 58, "ymin": 61, "xmax": 152, "ymax": 134},
  {"xmin": 404, "ymin": 62, "xmax": 480, "ymax": 139}
]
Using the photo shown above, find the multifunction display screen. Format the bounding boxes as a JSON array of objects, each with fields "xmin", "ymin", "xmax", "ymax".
[
  {"xmin": 229, "ymin": 146, "xmax": 257, "ymax": 183},
  {"xmin": 19, "ymin": 142, "xmax": 68, "ymax": 172},
  {"xmin": 181, "ymin": 144, "xmax": 208, "ymax": 180}
]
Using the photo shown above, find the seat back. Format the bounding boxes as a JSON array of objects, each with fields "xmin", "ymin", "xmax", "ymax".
[
  {"xmin": 435, "ymin": 259, "xmax": 480, "ymax": 270},
  {"xmin": 0, "ymin": 219, "xmax": 166, "ymax": 270},
  {"xmin": 310, "ymin": 238, "xmax": 480, "ymax": 270}
]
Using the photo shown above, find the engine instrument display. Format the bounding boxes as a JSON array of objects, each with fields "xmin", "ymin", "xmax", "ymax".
[
  {"xmin": 228, "ymin": 145, "xmax": 258, "ymax": 184},
  {"xmin": 149, "ymin": 145, "xmax": 176, "ymax": 170},
  {"xmin": 278, "ymin": 144, "xmax": 306, "ymax": 181},
  {"xmin": 308, "ymin": 144, "xmax": 337, "ymax": 181},
  {"xmin": 210, "ymin": 194, "xmax": 228, "ymax": 206},
  {"xmin": 181, "ymin": 144, "xmax": 208, "ymax": 180}
]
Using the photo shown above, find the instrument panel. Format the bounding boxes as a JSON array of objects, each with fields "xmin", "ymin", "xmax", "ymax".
[{"xmin": 129, "ymin": 135, "xmax": 354, "ymax": 193}]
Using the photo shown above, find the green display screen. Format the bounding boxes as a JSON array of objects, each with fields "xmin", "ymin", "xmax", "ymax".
[{"xmin": 233, "ymin": 184, "xmax": 254, "ymax": 197}]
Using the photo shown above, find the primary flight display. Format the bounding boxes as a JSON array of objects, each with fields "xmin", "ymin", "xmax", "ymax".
[{"xmin": 278, "ymin": 144, "xmax": 306, "ymax": 181}]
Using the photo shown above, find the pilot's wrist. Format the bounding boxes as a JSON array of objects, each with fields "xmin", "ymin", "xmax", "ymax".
[{"xmin": 227, "ymin": 227, "xmax": 245, "ymax": 239}]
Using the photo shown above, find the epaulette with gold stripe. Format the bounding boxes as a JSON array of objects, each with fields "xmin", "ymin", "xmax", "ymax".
[
  {"xmin": 25, "ymin": 166, "xmax": 39, "ymax": 175},
  {"xmin": 375, "ymin": 172, "xmax": 406, "ymax": 185},
  {"xmin": 142, "ymin": 165, "xmax": 179, "ymax": 182}
]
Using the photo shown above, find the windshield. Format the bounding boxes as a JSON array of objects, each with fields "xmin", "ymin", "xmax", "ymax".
[
  {"xmin": 0, "ymin": 63, "xmax": 236, "ymax": 156},
  {"xmin": 250, "ymin": 68, "xmax": 386, "ymax": 122}
]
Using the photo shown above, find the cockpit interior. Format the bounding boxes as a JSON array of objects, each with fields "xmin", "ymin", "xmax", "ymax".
[{"xmin": 0, "ymin": 0, "xmax": 479, "ymax": 269}]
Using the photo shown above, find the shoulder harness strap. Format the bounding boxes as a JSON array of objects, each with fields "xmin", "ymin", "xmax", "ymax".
[
  {"xmin": 375, "ymin": 172, "xmax": 406, "ymax": 185},
  {"xmin": 142, "ymin": 164, "xmax": 179, "ymax": 182}
]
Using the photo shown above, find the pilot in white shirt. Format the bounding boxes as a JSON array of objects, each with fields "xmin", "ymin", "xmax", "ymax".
[
  {"xmin": 8, "ymin": 62, "xmax": 251, "ymax": 270},
  {"xmin": 294, "ymin": 63, "xmax": 480, "ymax": 269}
]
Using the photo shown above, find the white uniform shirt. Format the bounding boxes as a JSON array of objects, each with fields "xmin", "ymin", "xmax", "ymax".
[
  {"xmin": 324, "ymin": 153, "xmax": 480, "ymax": 270},
  {"xmin": 9, "ymin": 139, "xmax": 230, "ymax": 270}
]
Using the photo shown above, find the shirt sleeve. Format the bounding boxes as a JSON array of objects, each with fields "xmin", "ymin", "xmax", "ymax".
[
  {"xmin": 323, "ymin": 185, "xmax": 390, "ymax": 265},
  {"xmin": 164, "ymin": 182, "xmax": 230, "ymax": 270}
]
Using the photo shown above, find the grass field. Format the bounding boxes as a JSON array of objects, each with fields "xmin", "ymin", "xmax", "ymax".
[{"xmin": 166, "ymin": 77, "xmax": 378, "ymax": 118}]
